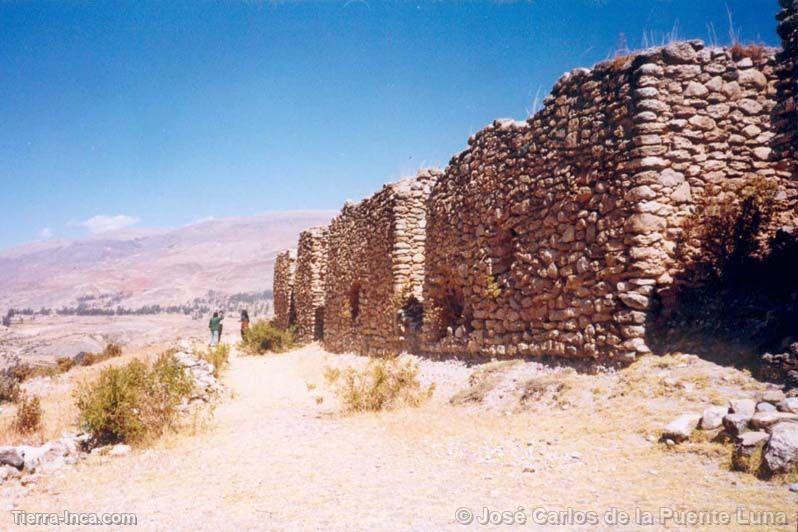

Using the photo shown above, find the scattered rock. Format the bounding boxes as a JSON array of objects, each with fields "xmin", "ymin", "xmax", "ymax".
[
  {"xmin": 789, "ymin": 483, "xmax": 798, "ymax": 493},
  {"xmin": 777, "ymin": 398, "xmax": 798, "ymax": 414},
  {"xmin": 750, "ymin": 411, "xmax": 798, "ymax": 431},
  {"xmin": 756, "ymin": 402, "xmax": 777, "ymax": 413},
  {"xmin": 729, "ymin": 399, "xmax": 756, "ymax": 416},
  {"xmin": 723, "ymin": 413, "xmax": 753, "ymax": 437},
  {"xmin": 662, "ymin": 413, "xmax": 700, "ymax": 443},
  {"xmin": 0, "ymin": 447, "xmax": 24, "ymax": 470},
  {"xmin": 762, "ymin": 422, "xmax": 798, "ymax": 475},
  {"xmin": 731, "ymin": 431, "xmax": 769, "ymax": 473},
  {"xmin": 700, "ymin": 406, "xmax": 728, "ymax": 430},
  {"xmin": 761, "ymin": 389, "xmax": 787, "ymax": 404}
]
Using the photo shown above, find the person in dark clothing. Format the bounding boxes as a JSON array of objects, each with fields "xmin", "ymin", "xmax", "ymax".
[
  {"xmin": 209, "ymin": 311, "xmax": 224, "ymax": 346},
  {"xmin": 240, "ymin": 309, "xmax": 250, "ymax": 340}
]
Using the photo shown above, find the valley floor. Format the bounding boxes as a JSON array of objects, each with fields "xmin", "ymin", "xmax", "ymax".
[{"xmin": 1, "ymin": 342, "xmax": 796, "ymax": 531}]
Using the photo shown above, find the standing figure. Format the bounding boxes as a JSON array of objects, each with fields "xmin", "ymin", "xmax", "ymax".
[
  {"xmin": 209, "ymin": 311, "xmax": 224, "ymax": 346},
  {"xmin": 240, "ymin": 309, "xmax": 250, "ymax": 340}
]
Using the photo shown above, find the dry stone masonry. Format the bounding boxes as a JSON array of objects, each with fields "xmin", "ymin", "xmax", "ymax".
[
  {"xmin": 323, "ymin": 169, "xmax": 440, "ymax": 355},
  {"xmin": 273, "ymin": 249, "xmax": 297, "ymax": 330},
  {"xmin": 277, "ymin": 1, "xmax": 796, "ymax": 363},
  {"xmin": 293, "ymin": 227, "xmax": 328, "ymax": 343},
  {"xmin": 775, "ymin": 0, "xmax": 798, "ymax": 171},
  {"xmin": 421, "ymin": 39, "xmax": 795, "ymax": 362}
]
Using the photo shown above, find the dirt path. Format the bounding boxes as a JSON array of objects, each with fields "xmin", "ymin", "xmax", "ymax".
[{"xmin": 2, "ymin": 344, "xmax": 796, "ymax": 531}]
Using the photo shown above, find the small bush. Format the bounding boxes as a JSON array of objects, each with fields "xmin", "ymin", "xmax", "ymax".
[
  {"xmin": 74, "ymin": 352, "xmax": 193, "ymax": 445},
  {"xmin": 730, "ymin": 42, "xmax": 769, "ymax": 62},
  {"xmin": 679, "ymin": 178, "xmax": 780, "ymax": 283},
  {"xmin": 324, "ymin": 357, "xmax": 435, "ymax": 413},
  {"xmin": 78, "ymin": 343, "xmax": 124, "ymax": 367},
  {"xmin": 241, "ymin": 320, "xmax": 294, "ymax": 355},
  {"xmin": 199, "ymin": 344, "xmax": 230, "ymax": 378},
  {"xmin": 0, "ymin": 374, "xmax": 21, "ymax": 403},
  {"xmin": 14, "ymin": 394, "xmax": 42, "ymax": 434},
  {"xmin": 56, "ymin": 356, "xmax": 76, "ymax": 373}
]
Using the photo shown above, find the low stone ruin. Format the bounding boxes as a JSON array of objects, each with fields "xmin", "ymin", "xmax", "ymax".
[
  {"xmin": 294, "ymin": 227, "xmax": 328, "ymax": 343},
  {"xmin": 324, "ymin": 169, "xmax": 440, "ymax": 355},
  {"xmin": 273, "ymin": 249, "xmax": 297, "ymax": 330},
  {"xmin": 663, "ymin": 389, "xmax": 798, "ymax": 476}
]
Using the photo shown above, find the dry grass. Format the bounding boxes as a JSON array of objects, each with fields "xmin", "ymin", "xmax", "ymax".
[
  {"xmin": 13, "ymin": 394, "xmax": 42, "ymax": 434},
  {"xmin": 0, "ymin": 342, "xmax": 173, "ymax": 446},
  {"xmin": 324, "ymin": 357, "xmax": 435, "ymax": 413},
  {"xmin": 729, "ymin": 42, "xmax": 769, "ymax": 62}
]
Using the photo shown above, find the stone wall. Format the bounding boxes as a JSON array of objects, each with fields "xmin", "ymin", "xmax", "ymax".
[
  {"xmin": 272, "ymin": 249, "xmax": 296, "ymax": 330},
  {"xmin": 775, "ymin": 0, "xmax": 798, "ymax": 169},
  {"xmin": 421, "ymin": 40, "xmax": 794, "ymax": 363},
  {"xmin": 294, "ymin": 227, "xmax": 328, "ymax": 343},
  {"xmin": 324, "ymin": 169, "xmax": 440, "ymax": 355}
]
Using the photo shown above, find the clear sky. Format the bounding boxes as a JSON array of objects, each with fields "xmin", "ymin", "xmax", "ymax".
[{"xmin": 0, "ymin": 0, "xmax": 782, "ymax": 249}]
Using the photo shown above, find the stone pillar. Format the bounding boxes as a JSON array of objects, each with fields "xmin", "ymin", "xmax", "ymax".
[
  {"xmin": 294, "ymin": 227, "xmax": 328, "ymax": 343},
  {"xmin": 272, "ymin": 249, "xmax": 296, "ymax": 330}
]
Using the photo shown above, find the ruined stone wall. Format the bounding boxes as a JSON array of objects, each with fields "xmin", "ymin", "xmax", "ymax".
[
  {"xmin": 324, "ymin": 169, "xmax": 439, "ymax": 355},
  {"xmin": 422, "ymin": 40, "xmax": 794, "ymax": 363},
  {"xmin": 775, "ymin": 0, "xmax": 798, "ymax": 169},
  {"xmin": 294, "ymin": 227, "xmax": 327, "ymax": 343},
  {"xmin": 272, "ymin": 249, "xmax": 296, "ymax": 330}
]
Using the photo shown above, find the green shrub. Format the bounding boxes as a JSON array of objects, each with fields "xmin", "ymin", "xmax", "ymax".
[
  {"xmin": 324, "ymin": 357, "xmax": 435, "ymax": 413},
  {"xmin": 241, "ymin": 320, "xmax": 294, "ymax": 355},
  {"xmin": 14, "ymin": 394, "xmax": 42, "ymax": 434},
  {"xmin": 74, "ymin": 352, "xmax": 193, "ymax": 445},
  {"xmin": 199, "ymin": 344, "xmax": 230, "ymax": 378}
]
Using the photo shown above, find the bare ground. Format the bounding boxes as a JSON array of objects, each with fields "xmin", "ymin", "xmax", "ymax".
[{"xmin": 1, "ymin": 342, "xmax": 796, "ymax": 531}]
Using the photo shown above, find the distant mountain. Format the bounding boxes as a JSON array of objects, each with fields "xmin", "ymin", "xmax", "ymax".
[{"xmin": 0, "ymin": 211, "xmax": 334, "ymax": 310}]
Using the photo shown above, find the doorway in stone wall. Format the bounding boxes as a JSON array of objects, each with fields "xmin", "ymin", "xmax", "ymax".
[{"xmin": 314, "ymin": 306, "xmax": 324, "ymax": 341}]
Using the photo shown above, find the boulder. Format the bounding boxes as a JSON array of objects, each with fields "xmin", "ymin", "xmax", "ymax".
[
  {"xmin": 0, "ymin": 447, "xmax": 23, "ymax": 470},
  {"xmin": 662, "ymin": 42, "xmax": 697, "ymax": 64},
  {"xmin": 729, "ymin": 399, "xmax": 756, "ymax": 416},
  {"xmin": 731, "ymin": 431, "xmax": 770, "ymax": 473},
  {"xmin": 762, "ymin": 422, "xmax": 798, "ymax": 475},
  {"xmin": 777, "ymin": 397, "xmax": 798, "ymax": 414},
  {"xmin": 109, "ymin": 444, "xmax": 131, "ymax": 457},
  {"xmin": 723, "ymin": 413, "xmax": 753, "ymax": 437},
  {"xmin": 663, "ymin": 413, "xmax": 700, "ymax": 442},
  {"xmin": 760, "ymin": 389, "xmax": 787, "ymax": 404},
  {"xmin": 700, "ymin": 406, "xmax": 728, "ymax": 430},
  {"xmin": 750, "ymin": 412, "xmax": 798, "ymax": 431},
  {"xmin": 756, "ymin": 402, "xmax": 777, "ymax": 413}
]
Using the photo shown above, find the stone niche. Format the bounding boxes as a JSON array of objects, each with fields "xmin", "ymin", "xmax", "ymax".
[
  {"xmin": 294, "ymin": 227, "xmax": 328, "ymax": 343},
  {"xmin": 422, "ymin": 39, "xmax": 795, "ymax": 363},
  {"xmin": 324, "ymin": 169, "xmax": 440, "ymax": 355},
  {"xmin": 273, "ymin": 249, "xmax": 297, "ymax": 330}
]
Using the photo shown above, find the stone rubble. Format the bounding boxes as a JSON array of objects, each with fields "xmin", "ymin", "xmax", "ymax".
[{"xmin": 664, "ymin": 385, "xmax": 798, "ymax": 476}]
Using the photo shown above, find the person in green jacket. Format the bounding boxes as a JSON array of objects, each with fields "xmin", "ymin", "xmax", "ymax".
[{"xmin": 209, "ymin": 311, "xmax": 224, "ymax": 346}]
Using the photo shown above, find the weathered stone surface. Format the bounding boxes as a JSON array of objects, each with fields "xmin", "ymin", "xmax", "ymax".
[
  {"xmin": 762, "ymin": 422, "xmax": 798, "ymax": 474},
  {"xmin": 700, "ymin": 406, "xmax": 729, "ymax": 430},
  {"xmin": 663, "ymin": 413, "xmax": 700, "ymax": 442},
  {"xmin": 778, "ymin": 397, "xmax": 798, "ymax": 413},
  {"xmin": 0, "ymin": 447, "xmax": 24, "ymax": 470},
  {"xmin": 750, "ymin": 411, "xmax": 798, "ymax": 430},
  {"xmin": 294, "ymin": 227, "xmax": 328, "ymax": 343},
  {"xmin": 729, "ymin": 398, "xmax": 757, "ymax": 416},
  {"xmin": 324, "ymin": 169, "xmax": 440, "ymax": 355},
  {"xmin": 723, "ymin": 413, "xmax": 753, "ymax": 436},
  {"xmin": 273, "ymin": 249, "xmax": 297, "ymax": 330}
]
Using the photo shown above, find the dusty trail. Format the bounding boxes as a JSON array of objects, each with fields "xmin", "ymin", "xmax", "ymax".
[{"xmin": 2, "ymin": 343, "xmax": 795, "ymax": 531}]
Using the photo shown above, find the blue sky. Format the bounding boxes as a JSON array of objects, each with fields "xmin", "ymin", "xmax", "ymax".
[{"xmin": 0, "ymin": 0, "xmax": 782, "ymax": 249}]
